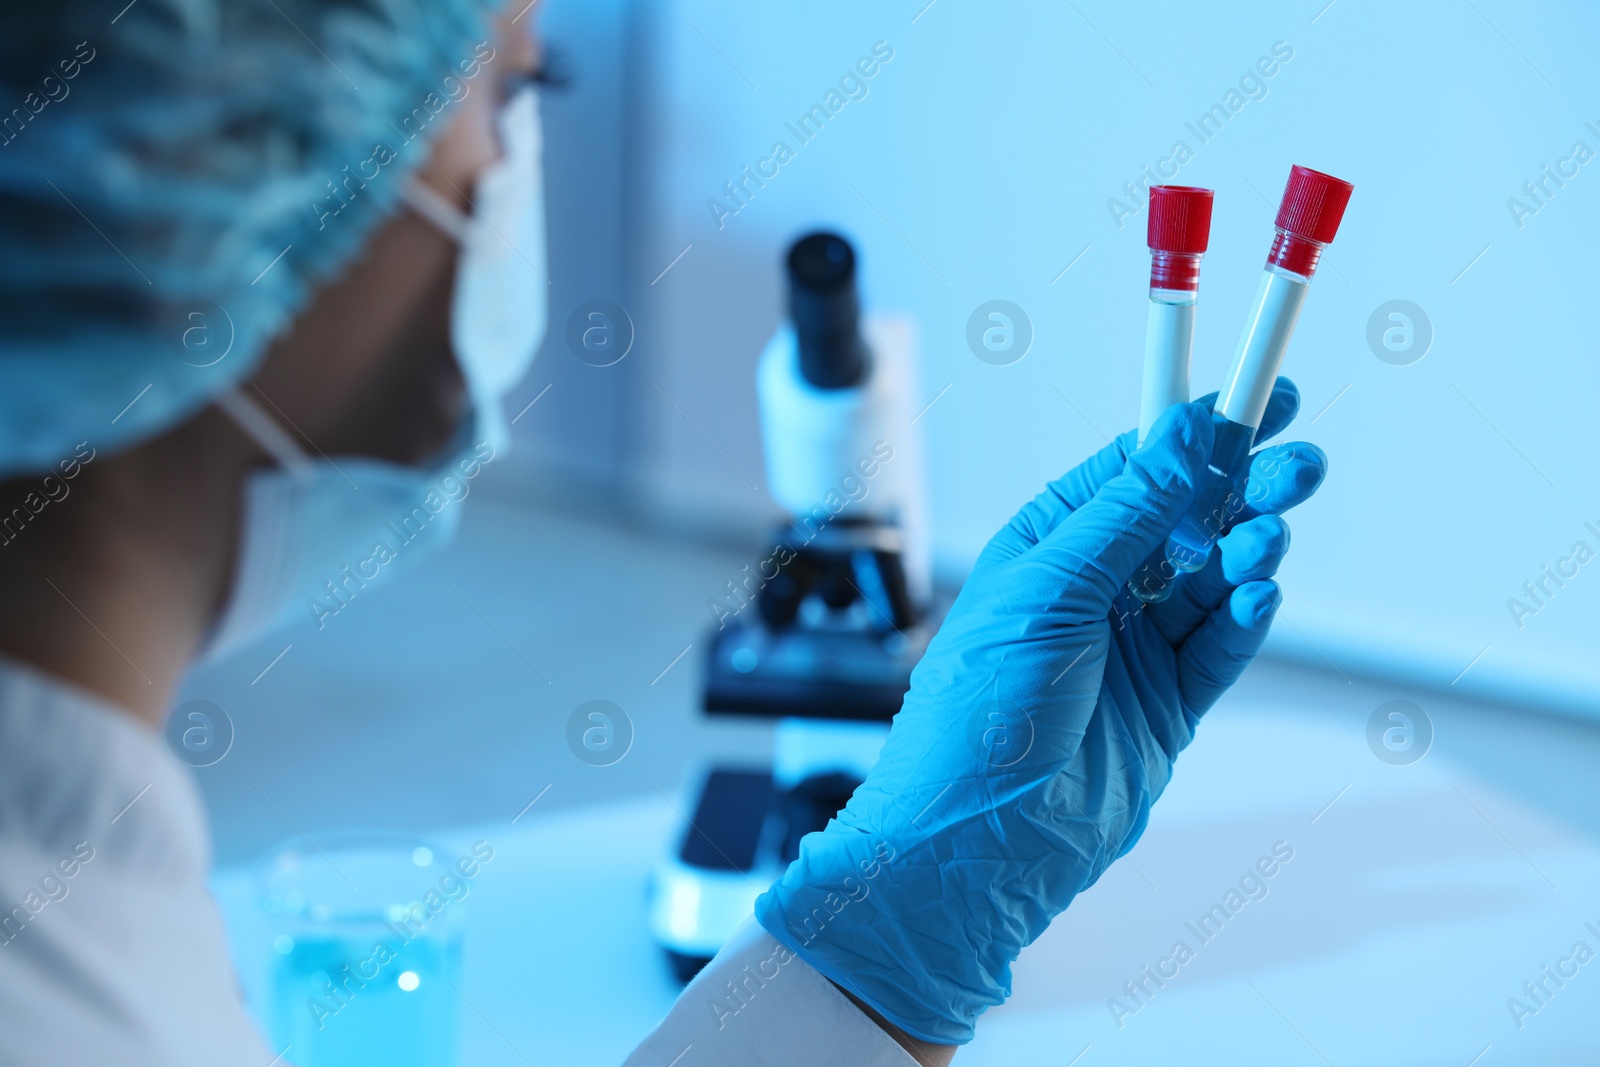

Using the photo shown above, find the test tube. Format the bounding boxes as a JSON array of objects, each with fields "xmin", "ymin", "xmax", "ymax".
[
  {"xmin": 1163, "ymin": 165, "xmax": 1353, "ymax": 574},
  {"xmin": 1128, "ymin": 186, "xmax": 1214, "ymax": 604}
]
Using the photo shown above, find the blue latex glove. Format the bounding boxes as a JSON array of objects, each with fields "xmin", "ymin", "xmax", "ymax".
[{"xmin": 754, "ymin": 378, "xmax": 1326, "ymax": 1045}]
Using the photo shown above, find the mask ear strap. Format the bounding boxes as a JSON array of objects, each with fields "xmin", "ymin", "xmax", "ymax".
[
  {"xmin": 215, "ymin": 388, "xmax": 315, "ymax": 477},
  {"xmin": 402, "ymin": 179, "xmax": 471, "ymax": 243}
]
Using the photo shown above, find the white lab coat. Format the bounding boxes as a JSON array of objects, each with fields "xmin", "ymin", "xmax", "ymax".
[{"xmin": 0, "ymin": 657, "xmax": 914, "ymax": 1066}]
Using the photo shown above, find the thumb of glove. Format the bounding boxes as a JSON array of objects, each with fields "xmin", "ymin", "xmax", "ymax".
[{"xmin": 1029, "ymin": 401, "xmax": 1214, "ymax": 614}]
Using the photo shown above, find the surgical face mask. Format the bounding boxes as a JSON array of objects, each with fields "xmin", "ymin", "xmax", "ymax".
[
  {"xmin": 401, "ymin": 87, "xmax": 549, "ymax": 454},
  {"xmin": 201, "ymin": 91, "xmax": 547, "ymax": 659}
]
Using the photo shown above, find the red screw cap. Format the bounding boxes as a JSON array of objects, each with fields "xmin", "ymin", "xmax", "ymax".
[
  {"xmin": 1147, "ymin": 185, "xmax": 1214, "ymax": 253},
  {"xmin": 1276, "ymin": 165, "xmax": 1353, "ymax": 245}
]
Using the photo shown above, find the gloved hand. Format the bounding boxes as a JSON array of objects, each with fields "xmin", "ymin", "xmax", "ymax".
[{"xmin": 754, "ymin": 378, "xmax": 1326, "ymax": 1045}]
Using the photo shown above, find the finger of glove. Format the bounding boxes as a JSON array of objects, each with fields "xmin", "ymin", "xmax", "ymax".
[
  {"xmin": 1151, "ymin": 515, "xmax": 1290, "ymax": 644},
  {"xmin": 978, "ymin": 429, "xmax": 1135, "ymax": 566},
  {"xmin": 1232, "ymin": 440, "xmax": 1328, "ymax": 528},
  {"xmin": 1027, "ymin": 402, "xmax": 1212, "ymax": 606},
  {"xmin": 1176, "ymin": 579, "xmax": 1281, "ymax": 716}
]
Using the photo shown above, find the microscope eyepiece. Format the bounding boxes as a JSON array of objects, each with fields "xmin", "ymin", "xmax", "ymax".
[
  {"xmin": 788, "ymin": 231, "xmax": 855, "ymax": 290},
  {"xmin": 786, "ymin": 231, "xmax": 867, "ymax": 390}
]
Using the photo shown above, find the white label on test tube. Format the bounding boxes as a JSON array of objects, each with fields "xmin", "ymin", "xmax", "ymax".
[
  {"xmin": 1138, "ymin": 293, "xmax": 1196, "ymax": 445},
  {"xmin": 1214, "ymin": 269, "xmax": 1308, "ymax": 432}
]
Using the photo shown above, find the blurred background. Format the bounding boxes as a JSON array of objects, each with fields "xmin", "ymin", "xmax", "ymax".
[
  {"xmin": 186, "ymin": 1, "xmax": 1600, "ymax": 1063},
  {"xmin": 467, "ymin": 0, "xmax": 1597, "ymax": 710}
]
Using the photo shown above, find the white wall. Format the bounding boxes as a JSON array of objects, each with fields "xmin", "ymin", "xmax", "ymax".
[{"xmin": 487, "ymin": 0, "xmax": 641, "ymax": 503}]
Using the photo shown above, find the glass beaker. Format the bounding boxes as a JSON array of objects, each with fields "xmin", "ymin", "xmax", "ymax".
[{"xmin": 258, "ymin": 830, "xmax": 466, "ymax": 1067}]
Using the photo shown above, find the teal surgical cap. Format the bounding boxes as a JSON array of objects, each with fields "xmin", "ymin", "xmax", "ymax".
[{"xmin": 0, "ymin": 0, "xmax": 500, "ymax": 477}]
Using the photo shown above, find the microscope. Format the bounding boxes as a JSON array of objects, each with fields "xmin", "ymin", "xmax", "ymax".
[{"xmin": 647, "ymin": 232, "xmax": 936, "ymax": 980}]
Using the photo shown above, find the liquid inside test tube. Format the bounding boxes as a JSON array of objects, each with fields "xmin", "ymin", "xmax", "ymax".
[
  {"xmin": 1164, "ymin": 165, "xmax": 1353, "ymax": 574},
  {"xmin": 1128, "ymin": 186, "xmax": 1213, "ymax": 604}
]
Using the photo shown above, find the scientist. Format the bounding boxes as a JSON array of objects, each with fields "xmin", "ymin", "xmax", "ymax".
[{"xmin": 0, "ymin": 2, "xmax": 1326, "ymax": 1064}]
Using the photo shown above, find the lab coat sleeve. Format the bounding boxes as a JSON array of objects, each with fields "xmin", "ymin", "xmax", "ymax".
[{"xmin": 624, "ymin": 918, "xmax": 918, "ymax": 1067}]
